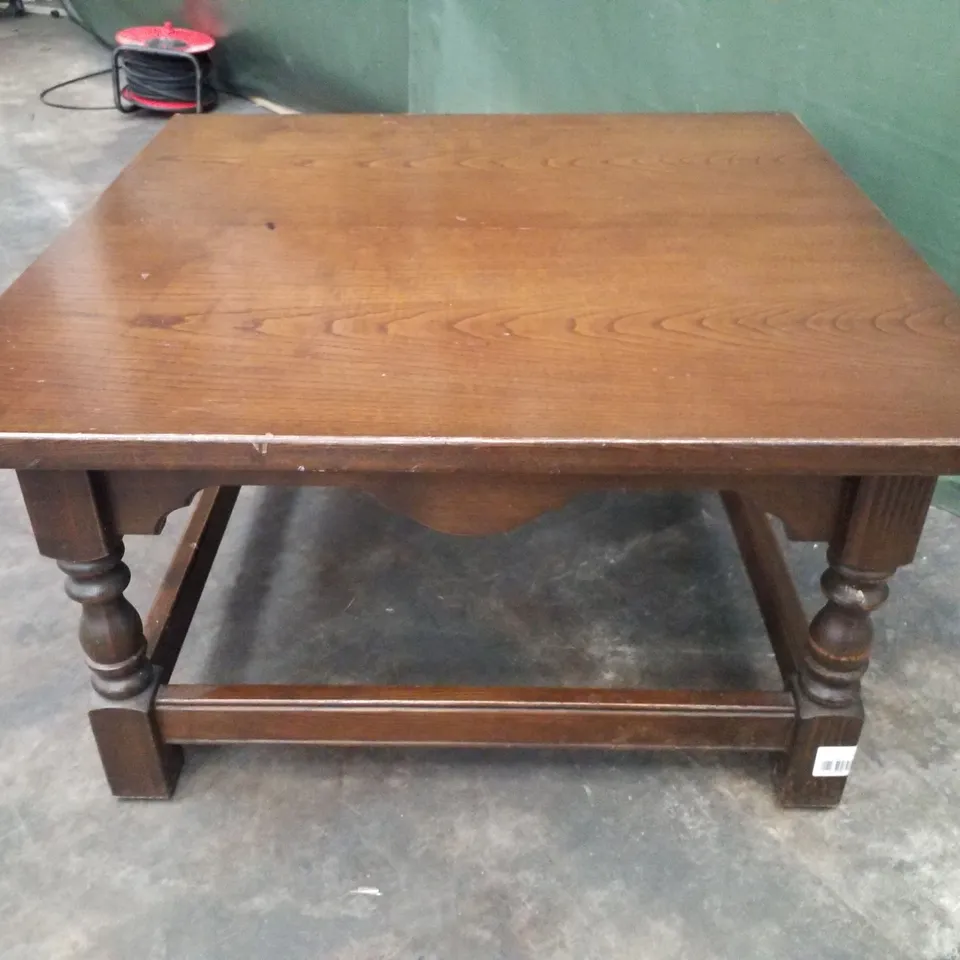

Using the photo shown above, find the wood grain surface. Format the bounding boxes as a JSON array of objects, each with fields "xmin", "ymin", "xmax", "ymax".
[{"xmin": 1, "ymin": 113, "xmax": 959, "ymax": 474}]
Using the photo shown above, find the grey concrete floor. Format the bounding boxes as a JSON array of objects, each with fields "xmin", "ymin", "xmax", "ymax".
[{"xmin": 2, "ymin": 15, "xmax": 960, "ymax": 960}]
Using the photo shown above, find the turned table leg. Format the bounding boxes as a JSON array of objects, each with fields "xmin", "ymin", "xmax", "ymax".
[
  {"xmin": 775, "ymin": 477, "xmax": 935, "ymax": 807},
  {"xmin": 19, "ymin": 471, "xmax": 181, "ymax": 798}
]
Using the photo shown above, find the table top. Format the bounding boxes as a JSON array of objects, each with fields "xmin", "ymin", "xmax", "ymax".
[{"xmin": 1, "ymin": 112, "xmax": 959, "ymax": 475}]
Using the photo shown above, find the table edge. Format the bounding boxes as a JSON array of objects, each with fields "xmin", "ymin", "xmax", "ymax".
[{"xmin": 2, "ymin": 434, "xmax": 959, "ymax": 475}]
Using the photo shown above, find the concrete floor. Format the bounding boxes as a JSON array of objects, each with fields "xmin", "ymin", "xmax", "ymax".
[{"xmin": 3, "ymin": 16, "xmax": 960, "ymax": 960}]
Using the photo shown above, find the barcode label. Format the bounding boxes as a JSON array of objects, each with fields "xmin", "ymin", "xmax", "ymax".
[{"xmin": 813, "ymin": 746, "xmax": 857, "ymax": 777}]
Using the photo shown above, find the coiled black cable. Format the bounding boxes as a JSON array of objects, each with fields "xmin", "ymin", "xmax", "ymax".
[{"xmin": 118, "ymin": 49, "xmax": 217, "ymax": 111}]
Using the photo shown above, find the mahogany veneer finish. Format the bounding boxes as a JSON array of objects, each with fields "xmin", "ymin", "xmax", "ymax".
[{"xmin": 2, "ymin": 114, "xmax": 958, "ymax": 806}]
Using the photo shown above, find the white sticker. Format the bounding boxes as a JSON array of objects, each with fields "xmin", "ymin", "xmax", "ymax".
[{"xmin": 813, "ymin": 746, "xmax": 857, "ymax": 777}]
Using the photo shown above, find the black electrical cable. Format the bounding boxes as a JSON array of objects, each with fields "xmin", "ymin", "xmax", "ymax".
[
  {"xmin": 39, "ymin": 68, "xmax": 114, "ymax": 110},
  {"xmin": 118, "ymin": 49, "xmax": 217, "ymax": 110},
  {"xmin": 39, "ymin": 50, "xmax": 217, "ymax": 112}
]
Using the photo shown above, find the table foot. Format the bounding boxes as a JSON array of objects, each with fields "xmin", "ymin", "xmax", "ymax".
[
  {"xmin": 88, "ymin": 679, "xmax": 183, "ymax": 799},
  {"xmin": 774, "ymin": 685, "xmax": 864, "ymax": 808}
]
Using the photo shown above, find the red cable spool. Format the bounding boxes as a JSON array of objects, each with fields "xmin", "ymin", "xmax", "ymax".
[{"xmin": 113, "ymin": 22, "xmax": 217, "ymax": 114}]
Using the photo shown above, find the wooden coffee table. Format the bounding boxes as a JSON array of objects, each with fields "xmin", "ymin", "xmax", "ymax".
[{"xmin": 2, "ymin": 114, "xmax": 959, "ymax": 807}]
